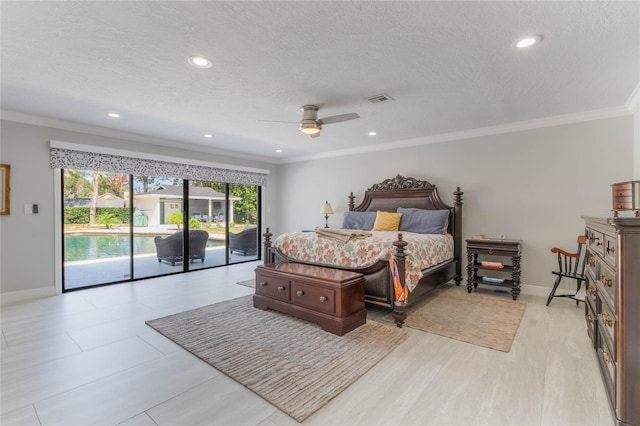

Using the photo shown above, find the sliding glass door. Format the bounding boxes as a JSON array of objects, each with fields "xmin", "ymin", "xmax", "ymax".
[
  {"xmin": 62, "ymin": 169, "xmax": 132, "ymax": 289},
  {"xmin": 61, "ymin": 169, "xmax": 261, "ymax": 291}
]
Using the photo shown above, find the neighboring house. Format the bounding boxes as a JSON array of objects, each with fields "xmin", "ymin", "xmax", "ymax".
[
  {"xmin": 133, "ymin": 184, "xmax": 241, "ymax": 226},
  {"xmin": 64, "ymin": 193, "xmax": 126, "ymax": 208}
]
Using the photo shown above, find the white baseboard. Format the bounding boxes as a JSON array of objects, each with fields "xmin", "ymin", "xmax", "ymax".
[
  {"xmin": 519, "ymin": 283, "xmax": 576, "ymax": 299},
  {"xmin": 1, "ymin": 286, "xmax": 57, "ymax": 306}
]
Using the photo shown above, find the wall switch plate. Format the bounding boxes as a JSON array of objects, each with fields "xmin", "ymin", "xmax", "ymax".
[{"xmin": 24, "ymin": 204, "xmax": 33, "ymax": 214}]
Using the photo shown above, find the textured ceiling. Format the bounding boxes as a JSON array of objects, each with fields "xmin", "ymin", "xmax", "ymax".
[{"xmin": 1, "ymin": 1, "xmax": 638, "ymax": 163}]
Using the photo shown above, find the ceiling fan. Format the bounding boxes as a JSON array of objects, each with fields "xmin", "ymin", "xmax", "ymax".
[{"xmin": 259, "ymin": 105, "xmax": 360, "ymax": 138}]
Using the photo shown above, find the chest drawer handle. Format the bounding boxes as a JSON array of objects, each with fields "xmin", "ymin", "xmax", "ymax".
[
  {"xmin": 588, "ymin": 257, "xmax": 596, "ymax": 267},
  {"xmin": 296, "ymin": 290, "xmax": 304, "ymax": 296},
  {"xmin": 606, "ymin": 246, "xmax": 615, "ymax": 254},
  {"xmin": 259, "ymin": 281, "xmax": 268, "ymax": 286},
  {"xmin": 601, "ymin": 312, "xmax": 613, "ymax": 327},
  {"xmin": 603, "ymin": 347, "xmax": 612, "ymax": 365},
  {"xmin": 585, "ymin": 314, "xmax": 594, "ymax": 325},
  {"xmin": 319, "ymin": 296, "xmax": 327, "ymax": 302},
  {"xmin": 277, "ymin": 286, "xmax": 286, "ymax": 292},
  {"xmin": 588, "ymin": 287, "xmax": 596, "ymax": 297},
  {"xmin": 600, "ymin": 275, "xmax": 613, "ymax": 287}
]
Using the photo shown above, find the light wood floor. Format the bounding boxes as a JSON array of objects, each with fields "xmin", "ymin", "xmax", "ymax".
[{"xmin": 1, "ymin": 261, "xmax": 614, "ymax": 426}]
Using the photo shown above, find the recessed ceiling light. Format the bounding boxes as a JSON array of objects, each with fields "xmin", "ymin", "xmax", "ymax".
[
  {"xmin": 108, "ymin": 112, "xmax": 120, "ymax": 118},
  {"xmin": 204, "ymin": 134, "xmax": 213, "ymax": 138},
  {"xmin": 276, "ymin": 149, "xmax": 283, "ymax": 153},
  {"xmin": 188, "ymin": 55, "xmax": 212, "ymax": 68},
  {"xmin": 368, "ymin": 131, "xmax": 377, "ymax": 136},
  {"xmin": 514, "ymin": 35, "xmax": 543, "ymax": 49}
]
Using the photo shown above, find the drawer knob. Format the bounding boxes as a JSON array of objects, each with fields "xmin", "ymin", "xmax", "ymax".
[
  {"xmin": 296, "ymin": 290, "xmax": 304, "ymax": 296},
  {"xmin": 600, "ymin": 275, "xmax": 613, "ymax": 287},
  {"xmin": 277, "ymin": 286, "xmax": 285, "ymax": 292},
  {"xmin": 259, "ymin": 281, "xmax": 267, "ymax": 286},
  {"xmin": 601, "ymin": 312, "xmax": 613, "ymax": 327},
  {"xmin": 319, "ymin": 296, "xmax": 327, "ymax": 302}
]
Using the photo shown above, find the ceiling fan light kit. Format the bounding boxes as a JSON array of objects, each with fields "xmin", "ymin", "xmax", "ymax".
[{"xmin": 299, "ymin": 105, "xmax": 321, "ymax": 135}]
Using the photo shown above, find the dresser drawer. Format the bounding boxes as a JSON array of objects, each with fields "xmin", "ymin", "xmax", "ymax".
[
  {"xmin": 585, "ymin": 251, "xmax": 598, "ymax": 279},
  {"xmin": 597, "ymin": 261, "xmax": 616, "ymax": 309},
  {"xmin": 585, "ymin": 297, "xmax": 597, "ymax": 347},
  {"xmin": 292, "ymin": 282, "xmax": 336, "ymax": 315},
  {"xmin": 599, "ymin": 297, "xmax": 617, "ymax": 360},
  {"xmin": 255, "ymin": 273, "xmax": 291, "ymax": 301},
  {"xmin": 603, "ymin": 234, "xmax": 616, "ymax": 268},
  {"xmin": 587, "ymin": 229, "xmax": 605, "ymax": 257},
  {"xmin": 597, "ymin": 330, "xmax": 617, "ymax": 409},
  {"xmin": 585, "ymin": 277, "xmax": 597, "ymax": 306}
]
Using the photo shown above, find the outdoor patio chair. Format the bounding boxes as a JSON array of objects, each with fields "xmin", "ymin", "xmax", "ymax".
[
  {"xmin": 154, "ymin": 230, "xmax": 209, "ymax": 266},
  {"xmin": 229, "ymin": 226, "xmax": 258, "ymax": 256}
]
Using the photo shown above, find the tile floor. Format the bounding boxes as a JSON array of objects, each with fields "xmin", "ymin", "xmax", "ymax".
[{"xmin": 1, "ymin": 262, "xmax": 615, "ymax": 425}]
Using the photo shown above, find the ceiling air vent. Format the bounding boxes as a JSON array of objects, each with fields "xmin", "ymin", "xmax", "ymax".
[{"xmin": 367, "ymin": 93, "xmax": 395, "ymax": 104}]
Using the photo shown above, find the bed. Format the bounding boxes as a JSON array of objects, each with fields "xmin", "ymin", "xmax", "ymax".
[{"xmin": 262, "ymin": 175, "xmax": 463, "ymax": 325}]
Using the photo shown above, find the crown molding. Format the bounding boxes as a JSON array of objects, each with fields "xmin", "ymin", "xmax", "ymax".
[
  {"xmin": 2, "ymin": 105, "xmax": 631, "ymax": 166},
  {"xmin": 281, "ymin": 106, "xmax": 632, "ymax": 164},
  {"xmin": 626, "ymin": 81, "xmax": 640, "ymax": 113},
  {"xmin": 0, "ymin": 110, "xmax": 278, "ymax": 165}
]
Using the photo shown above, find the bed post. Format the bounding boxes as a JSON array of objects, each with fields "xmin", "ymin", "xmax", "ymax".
[
  {"xmin": 391, "ymin": 233, "xmax": 408, "ymax": 327},
  {"xmin": 348, "ymin": 192, "xmax": 356, "ymax": 211},
  {"xmin": 453, "ymin": 187, "xmax": 464, "ymax": 285},
  {"xmin": 263, "ymin": 228, "xmax": 273, "ymax": 265}
]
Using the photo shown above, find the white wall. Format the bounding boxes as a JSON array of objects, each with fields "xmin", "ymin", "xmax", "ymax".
[
  {"xmin": 0, "ymin": 120, "xmax": 280, "ymax": 299},
  {"xmin": 274, "ymin": 116, "xmax": 634, "ymax": 292},
  {"xmin": 0, "ymin": 114, "xmax": 634, "ymax": 301}
]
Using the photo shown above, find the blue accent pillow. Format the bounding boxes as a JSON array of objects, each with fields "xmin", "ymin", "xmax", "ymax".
[
  {"xmin": 397, "ymin": 208, "xmax": 449, "ymax": 234},
  {"xmin": 342, "ymin": 211, "xmax": 377, "ymax": 230}
]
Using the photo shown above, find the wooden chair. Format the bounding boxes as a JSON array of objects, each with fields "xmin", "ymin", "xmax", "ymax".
[{"xmin": 546, "ymin": 235, "xmax": 587, "ymax": 306}]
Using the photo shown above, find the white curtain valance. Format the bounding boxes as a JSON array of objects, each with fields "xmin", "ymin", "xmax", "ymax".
[{"xmin": 50, "ymin": 147, "xmax": 268, "ymax": 186}]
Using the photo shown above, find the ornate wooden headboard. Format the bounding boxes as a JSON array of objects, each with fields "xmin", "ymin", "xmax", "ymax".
[{"xmin": 347, "ymin": 174, "xmax": 463, "ymax": 265}]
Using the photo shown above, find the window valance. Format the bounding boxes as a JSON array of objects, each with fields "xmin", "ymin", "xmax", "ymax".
[{"xmin": 49, "ymin": 143, "xmax": 268, "ymax": 186}]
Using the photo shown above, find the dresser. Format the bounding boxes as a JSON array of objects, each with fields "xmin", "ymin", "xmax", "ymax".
[{"xmin": 582, "ymin": 216, "xmax": 640, "ymax": 426}]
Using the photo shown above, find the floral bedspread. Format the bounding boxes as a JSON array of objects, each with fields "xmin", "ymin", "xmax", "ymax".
[{"xmin": 272, "ymin": 230, "xmax": 454, "ymax": 292}]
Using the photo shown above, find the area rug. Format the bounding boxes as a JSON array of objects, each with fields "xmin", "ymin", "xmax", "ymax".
[
  {"xmin": 145, "ymin": 295, "xmax": 408, "ymax": 422},
  {"xmin": 236, "ymin": 279, "xmax": 255, "ymax": 288},
  {"xmin": 382, "ymin": 285, "xmax": 526, "ymax": 352}
]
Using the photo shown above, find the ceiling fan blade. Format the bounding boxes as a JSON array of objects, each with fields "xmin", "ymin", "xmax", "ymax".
[
  {"xmin": 319, "ymin": 112, "xmax": 360, "ymax": 125},
  {"xmin": 256, "ymin": 119, "xmax": 298, "ymax": 124}
]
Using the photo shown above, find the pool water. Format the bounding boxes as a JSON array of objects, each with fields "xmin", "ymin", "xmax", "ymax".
[{"xmin": 64, "ymin": 234, "xmax": 223, "ymax": 261}]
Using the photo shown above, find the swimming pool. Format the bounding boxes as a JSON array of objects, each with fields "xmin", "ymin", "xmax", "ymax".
[{"xmin": 64, "ymin": 234, "xmax": 223, "ymax": 261}]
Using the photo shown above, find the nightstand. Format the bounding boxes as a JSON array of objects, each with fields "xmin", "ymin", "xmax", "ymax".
[{"xmin": 466, "ymin": 238, "xmax": 522, "ymax": 300}]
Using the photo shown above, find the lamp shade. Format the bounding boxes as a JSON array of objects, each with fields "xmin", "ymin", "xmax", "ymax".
[{"xmin": 320, "ymin": 201, "xmax": 334, "ymax": 215}]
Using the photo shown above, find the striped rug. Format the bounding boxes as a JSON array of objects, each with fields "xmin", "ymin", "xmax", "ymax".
[{"xmin": 146, "ymin": 296, "xmax": 408, "ymax": 422}]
